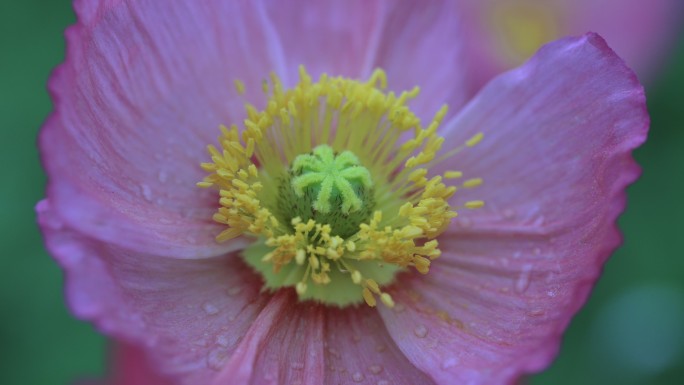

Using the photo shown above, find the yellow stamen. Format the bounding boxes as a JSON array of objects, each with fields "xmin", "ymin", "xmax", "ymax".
[
  {"xmin": 199, "ymin": 66, "xmax": 485, "ymax": 307},
  {"xmin": 234, "ymin": 79, "xmax": 246, "ymax": 95}
]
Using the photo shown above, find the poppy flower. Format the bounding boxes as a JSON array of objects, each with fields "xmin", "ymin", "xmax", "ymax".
[
  {"xmin": 457, "ymin": 0, "xmax": 683, "ymax": 91},
  {"xmin": 37, "ymin": 1, "xmax": 648, "ymax": 384}
]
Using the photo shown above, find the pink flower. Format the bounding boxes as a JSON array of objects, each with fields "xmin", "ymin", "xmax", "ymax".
[
  {"xmin": 37, "ymin": 1, "xmax": 648, "ymax": 384},
  {"xmin": 457, "ymin": 0, "xmax": 683, "ymax": 92}
]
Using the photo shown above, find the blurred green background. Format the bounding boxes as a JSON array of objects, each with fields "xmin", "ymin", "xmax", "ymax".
[{"xmin": 1, "ymin": 1, "xmax": 682, "ymax": 384}]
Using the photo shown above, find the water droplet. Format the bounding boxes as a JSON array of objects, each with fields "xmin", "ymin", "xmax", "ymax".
[
  {"xmin": 202, "ymin": 302, "xmax": 219, "ymax": 315},
  {"xmin": 414, "ymin": 325, "xmax": 428, "ymax": 338},
  {"xmin": 227, "ymin": 286, "xmax": 242, "ymax": 296},
  {"xmin": 207, "ymin": 347, "xmax": 227, "ymax": 370},
  {"xmin": 441, "ymin": 356, "xmax": 459, "ymax": 369},
  {"xmin": 352, "ymin": 372, "xmax": 365, "ymax": 382},
  {"xmin": 514, "ymin": 264, "xmax": 533, "ymax": 293},
  {"xmin": 547, "ymin": 289, "xmax": 557, "ymax": 297},
  {"xmin": 216, "ymin": 334, "xmax": 231, "ymax": 347},
  {"xmin": 291, "ymin": 362, "xmax": 305, "ymax": 370},
  {"xmin": 368, "ymin": 364, "xmax": 383, "ymax": 374},
  {"xmin": 140, "ymin": 184, "xmax": 153, "ymax": 202}
]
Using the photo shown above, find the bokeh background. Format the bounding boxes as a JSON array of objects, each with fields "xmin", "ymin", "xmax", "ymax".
[{"xmin": 1, "ymin": 2, "xmax": 682, "ymax": 384}]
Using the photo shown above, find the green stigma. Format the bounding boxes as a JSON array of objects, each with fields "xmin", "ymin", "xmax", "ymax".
[{"xmin": 276, "ymin": 145, "xmax": 374, "ymax": 238}]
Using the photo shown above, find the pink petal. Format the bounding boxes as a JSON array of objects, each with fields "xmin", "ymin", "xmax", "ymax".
[
  {"xmin": 571, "ymin": 0, "xmax": 682, "ymax": 81},
  {"xmin": 41, "ymin": 0, "xmax": 280, "ymax": 257},
  {"xmin": 379, "ymin": 34, "xmax": 647, "ymax": 384},
  {"xmin": 322, "ymin": 307, "xmax": 434, "ymax": 385},
  {"xmin": 38, "ymin": 199, "xmax": 269, "ymax": 385},
  {"xmin": 212, "ymin": 294, "xmax": 433, "ymax": 385},
  {"xmin": 211, "ymin": 292, "xmax": 324, "ymax": 385},
  {"xmin": 372, "ymin": 0, "xmax": 470, "ymax": 119},
  {"xmin": 262, "ymin": 0, "xmax": 384, "ymax": 84}
]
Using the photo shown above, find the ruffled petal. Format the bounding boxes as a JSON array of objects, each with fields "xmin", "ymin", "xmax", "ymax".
[
  {"xmin": 379, "ymin": 34, "xmax": 647, "ymax": 384},
  {"xmin": 569, "ymin": 0, "xmax": 682, "ymax": 81},
  {"xmin": 42, "ymin": 0, "xmax": 281, "ymax": 257},
  {"xmin": 38, "ymin": 199, "xmax": 269, "ymax": 385}
]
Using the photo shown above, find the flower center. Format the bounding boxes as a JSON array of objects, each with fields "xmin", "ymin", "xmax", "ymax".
[
  {"xmin": 278, "ymin": 145, "xmax": 374, "ymax": 238},
  {"xmin": 199, "ymin": 66, "xmax": 484, "ymax": 307}
]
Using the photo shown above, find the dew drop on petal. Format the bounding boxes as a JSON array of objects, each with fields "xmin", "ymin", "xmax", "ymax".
[
  {"xmin": 207, "ymin": 347, "xmax": 228, "ymax": 370},
  {"xmin": 368, "ymin": 364, "xmax": 383, "ymax": 374},
  {"xmin": 202, "ymin": 302, "xmax": 219, "ymax": 315},
  {"xmin": 414, "ymin": 325, "xmax": 428, "ymax": 338},
  {"xmin": 514, "ymin": 264, "xmax": 533, "ymax": 293},
  {"xmin": 352, "ymin": 372, "xmax": 365, "ymax": 382},
  {"xmin": 291, "ymin": 362, "xmax": 305, "ymax": 370},
  {"xmin": 216, "ymin": 334, "xmax": 230, "ymax": 347},
  {"xmin": 140, "ymin": 184, "xmax": 153, "ymax": 202},
  {"xmin": 441, "ymin": 356, "xmax": 459, "ymax": 369}
]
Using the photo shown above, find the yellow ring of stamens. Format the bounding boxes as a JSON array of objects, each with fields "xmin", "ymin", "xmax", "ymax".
[{"xmin": 199, "ymin": 66, "xmax": 484, "ymax": 307}]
